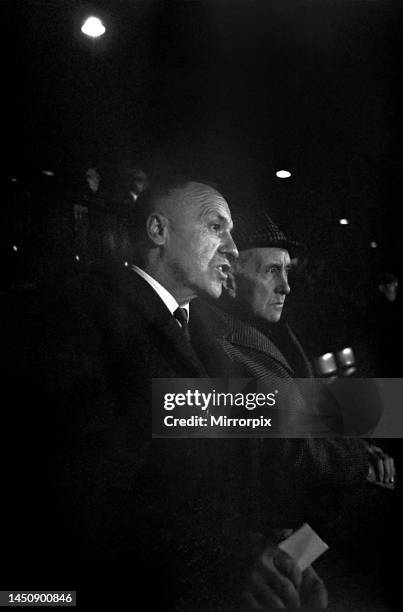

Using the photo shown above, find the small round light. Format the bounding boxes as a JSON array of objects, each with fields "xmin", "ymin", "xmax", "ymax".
[
  {"xmin": 370, "ymin": 241, "xmax": 378, "ymax": 248},
  {"xmin": 75, "ymin": 255, "xmax": 80, "ymax": 261},
  {"xmin": 339, "ymin": 218, "xmax": 349, "ymax": 225},
  {"xmin": 81, "ymin": 16, "xmax": 106, "ymax": 38},
  {"xmin": 124, "ymin": 261, "xmax": 129, "ymax": 267},
  {"xmin": 12, "ymin": 245, "xmax": 18, "ymax": 252},
  {"xmin": 276, "ymin": 170, "xmax": 292, "ymax": 179},
  {"xmin": 42, "ymin": 170, "xmax": 55, "ymax": 177}
]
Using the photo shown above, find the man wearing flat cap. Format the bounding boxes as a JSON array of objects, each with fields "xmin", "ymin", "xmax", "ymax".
[
  {"xmin": 220, "ymin": 210, "xmax": 312, "ymax": 390},
  {"xmin": 199, "ymin": 209, "xmax": 396, "ymax": 530},
  {"xmin": 220, "ymin": 209, "xmax": 399, "ymax": 606}
]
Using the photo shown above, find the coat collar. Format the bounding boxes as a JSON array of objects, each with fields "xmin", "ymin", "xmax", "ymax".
[
  {"xmin": 220, "ymin": 310, "xmax": 294, "ymax": 375},
  {"xmin": 118, "ymin": 268, "xmax": 208, "ymax": 376},
  {"xmin": 190, "ymin": 299, "xmax": 233, "ymax": 340},
  {"xmin": 189, "ymin": 299, "xmax": 235, "ymax": 376}
]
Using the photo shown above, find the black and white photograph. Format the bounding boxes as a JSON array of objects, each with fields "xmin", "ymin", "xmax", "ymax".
[{"xmin": 2, "ymin": 1, "xmax": 403, "ymax": 610}]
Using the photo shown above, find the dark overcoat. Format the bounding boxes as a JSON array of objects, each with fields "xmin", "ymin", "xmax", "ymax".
[
  {"xmin": 3, "ymin": 269, "xmax": 259, "ymax": 609},
  {"xmin": 193, "ymin": 302, "xmax": 370, "ymax": 530}
]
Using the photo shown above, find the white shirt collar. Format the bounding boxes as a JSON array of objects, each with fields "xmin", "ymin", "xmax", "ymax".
[{"xmin": 132, "ymin": 265, "xmax": 190, "ymax": 319}]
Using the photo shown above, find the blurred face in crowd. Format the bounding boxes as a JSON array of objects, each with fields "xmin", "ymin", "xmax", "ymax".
[
  {"xmin": 128, "ymin": 169, "xmax": 148, "ymax": 201},
  {"xmin": 234, "ymin": 247, "xmax": 291, "ymax": 323},
  {"xmin": 86, "ymin": 167, "xmax": 101, "ymax": 193},
  {"xmin": 132, "ymin": 169, "xmax": 148, "ymax": 195},
  {"xmin": 380, "ymin": 280, "xmax": 399, "ymax": 303},
  {"xmin": 149, "ymin": 182, "xmax": 238, "ymax": 303}
]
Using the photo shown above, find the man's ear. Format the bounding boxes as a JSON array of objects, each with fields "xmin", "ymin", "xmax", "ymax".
[
  {"xmin": 223, "ymin": 270, "xmax": 237, "ymax": 298},
  {"xmin": 146, "ymin": 213, "xmax": 168, "ymax": 245}
]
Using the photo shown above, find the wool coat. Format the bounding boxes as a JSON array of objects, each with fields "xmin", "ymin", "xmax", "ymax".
[{"xmin": 4, "ymin": 269, "xmax": 260, "ymax": 609}]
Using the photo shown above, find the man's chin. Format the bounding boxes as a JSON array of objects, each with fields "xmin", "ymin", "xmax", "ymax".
[
  {"xmin": 263, "ymin": 311, "xmax": 282, "ymax": 324},
  {"xmin": 201, "ymin": 283, "xmax": 223, "ymax": 300}
]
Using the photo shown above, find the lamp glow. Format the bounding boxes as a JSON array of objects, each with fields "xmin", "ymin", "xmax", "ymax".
[
  {"xmin": 276, "ymin": 170, "xmax": 292, "ymax": 179},
  {"xmin": 370, "ymin": 241, "xmax": 378, "ymax": 248},
  {"xmin": 81, "ymin": 16, "xmax": 106, "ymax": 38},
  {"xmin": 339, "ymin": 218, "xmax": 349, "ymax": 225}
]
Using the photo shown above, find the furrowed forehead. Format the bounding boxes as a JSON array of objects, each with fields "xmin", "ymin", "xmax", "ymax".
[
  {"xmin": 152, "ymin": 182, "xmax": 232, "ymax": 231},
  {"xmin": 188, "ymin": 183, "xmax": 229, "ymax": 215},
  {"xmin": 172, "ymin": 182, "xmax": 231, "ymax": 217},
  {"xmin": 257, "ymin": 248, "xmax": 291, "ymax": 265},
  {"xmin": 198, "ymin": 198, "xmax": 232, "ymax": 232}
]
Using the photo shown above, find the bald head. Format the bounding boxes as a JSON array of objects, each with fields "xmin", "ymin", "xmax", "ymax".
[
  {"xmin": 132, "ymin": 180, "xmax": 217, "ymax": 240},
  {"xmin": 131, "ymin": 179, "xmax": 238, "ymax": 303},
  {"xmin": 146, "ymin": 182, "xmax": 228, "ymax": 240}
]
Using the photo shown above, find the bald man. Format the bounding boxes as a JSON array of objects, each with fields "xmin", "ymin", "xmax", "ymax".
[
  {"xmin": 9, "ymin": 178, "xmax": 329, "ymax": 609},
  {"xmin": 8, "ymin": 177, "xmax": 261, "ymax": 608}
]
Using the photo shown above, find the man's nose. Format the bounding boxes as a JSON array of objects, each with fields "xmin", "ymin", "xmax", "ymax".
[
  {"xmin": 276, "ymin": 272, "xmax": 291, "ymax": 295},
  {"xmin": 220, "ymin": 231, "xmax": 239, "ymax": 263}
]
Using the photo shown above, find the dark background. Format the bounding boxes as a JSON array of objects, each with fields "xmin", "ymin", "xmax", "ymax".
[
  {"xmin": 2, "ymin": 3, "xmax": 403, "ymax": 607},
  {"xmin": 2, "ymin": 0, "xmax": 403, "ymax": 356}
]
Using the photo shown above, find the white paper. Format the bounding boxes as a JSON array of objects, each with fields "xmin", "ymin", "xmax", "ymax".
[{"xmin": 278, "ymin": 523, "xmax": 329, "ymax": 571}]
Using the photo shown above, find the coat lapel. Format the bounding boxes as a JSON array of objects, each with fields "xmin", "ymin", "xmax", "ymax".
[
  {"xmin": 119, "ymin": 269, "xmax": 208, "ymax": 376},
  {"xmin": 189, "ymin": 299, "xmax": 237, "ymax": 377}
]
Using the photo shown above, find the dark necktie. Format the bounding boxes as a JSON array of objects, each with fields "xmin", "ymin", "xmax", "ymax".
[{"xmin": 173, "ymin": 307, "xmax": 190, "ymax": 341}]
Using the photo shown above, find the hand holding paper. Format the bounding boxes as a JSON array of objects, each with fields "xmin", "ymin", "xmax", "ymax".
[
  {"xmin": 242, "ymin": 526, "xmax": 328, "ymax": 609},
  {"xmin": 278, "ymin": 523, "xmax": 329, "ymax": 571}
]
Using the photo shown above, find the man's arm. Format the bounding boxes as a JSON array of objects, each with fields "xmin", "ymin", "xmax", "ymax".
[{"xmin": 270, "ymin": 438, "xmax": 369, "ymax": 486}]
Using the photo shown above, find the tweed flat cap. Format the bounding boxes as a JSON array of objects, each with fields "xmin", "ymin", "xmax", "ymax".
[{"xmin": 232, "ymin": 209, "xmax": 306, "ymax": 258}]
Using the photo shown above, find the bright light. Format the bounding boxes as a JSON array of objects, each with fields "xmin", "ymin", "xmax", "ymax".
[
  {"xmin": 12, "ymin": 245, "xmax": 18, "ymax": 252},
  {"xmin": 75, "ymin": 255, "xmax": 80, "ymax": 261},
  {"xmin": 42, "ymin": 170, "xmax": 55, "ymax": 177},
  {"xmin": 10, "ymin": 177, "xmax": 18, "ymax": 183},
  {"xmin": 81, "ymin": 16, "xmax": 106, "ymax": 38},
  {"xmin": 339, "ymin": 218, "xmax": 349, "ymax": 225},
  {"xmin": 124, "ymin": 261, "xmax": 129, "ymax": 267},
  {"xmin": 370, "ymin": 241, "xmax": 378, "ymax": 248},
  {"xmin": 276, "ymin": 170, "xmax": 292, "ymax": 179}
]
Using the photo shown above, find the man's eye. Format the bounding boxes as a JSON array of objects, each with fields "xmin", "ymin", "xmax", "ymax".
[{"xmin": 211, "ymin": 224, "xmax": 221, "ymax": 232}]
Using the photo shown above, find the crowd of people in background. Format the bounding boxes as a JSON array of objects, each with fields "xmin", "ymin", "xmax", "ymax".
[{"xmin": 4, "ymin": 162, "xmax": 149, "ymax": 287}]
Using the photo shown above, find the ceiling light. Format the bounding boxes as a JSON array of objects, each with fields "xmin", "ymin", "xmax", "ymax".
[
  {"xmin": 276, "ymin": 170, "xmax": 292, "ymax": 179},
  {"xmin": 81, "ymin": 16, "xmax": 106, "ymax": 38}
]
